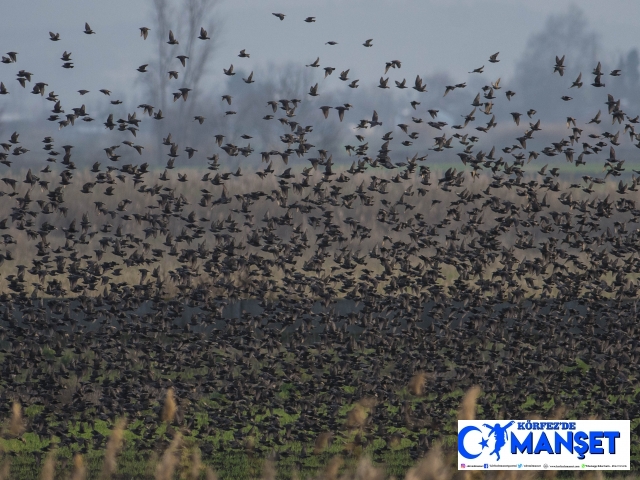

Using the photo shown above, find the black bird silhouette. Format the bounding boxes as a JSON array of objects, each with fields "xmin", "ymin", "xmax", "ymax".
[
  {"xmin": 167, "ymin": 29, "xmax": 178, "ymax": 45},
  {"xmin": 554, "ymin": 54, "xmax": 565, "ymax": 76},
  {"xmin": 243, "ymin": 71, "xmax": 254, "ymax": 84},
  {"xmin": 176, "ymin": 55, "xmax": 189, "ymax": 67},
  {"xmin": 0, "ymin": 9, "xmax": 637, "ymax": 473}
]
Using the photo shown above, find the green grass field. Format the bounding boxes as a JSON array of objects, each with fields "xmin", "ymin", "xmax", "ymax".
[{"xmin": 0, "ymin": 382, "xmax": 637, "ymax": 479}]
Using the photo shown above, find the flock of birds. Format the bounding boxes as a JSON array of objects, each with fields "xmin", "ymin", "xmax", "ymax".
[{"xmin": 0, "ymin": 9, "xmax": 639, "ymax": 471}]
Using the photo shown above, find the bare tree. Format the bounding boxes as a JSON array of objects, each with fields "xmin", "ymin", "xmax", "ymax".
[
  {"xmin": 180, "ymin": 0, "xmax": 219, "ymax": 111},
  {"xmin": 139, "ymin": 0, "xmax": 220, "ymax": 158},
  {"xmin": 0, "ymin": 103, "xmax": 7, "ymax": 141},
  {"xmin": 621, "ymin": 49, "xmax": 640, "ymax": 105},
  {"xmin": 511, "ymin": 6, "xmax": 600, "ymax": 119},
  {"xmin": 151, "ymin": 0, "xmax": 170, "ymax": 112}
]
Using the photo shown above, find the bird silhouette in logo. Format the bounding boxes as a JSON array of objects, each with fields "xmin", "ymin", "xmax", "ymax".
[{"xmin": 483, "ymin": 421, "xmax": 515, "ymax": 461}]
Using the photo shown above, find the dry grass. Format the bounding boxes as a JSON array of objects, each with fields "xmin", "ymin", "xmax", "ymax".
[
  {"xmin": 0, "ymin": 386, "xmax": 634, "ymax": 479},
  {"xmin": 353, "ymin": 457, "xmax": 385, "ymax": 480},
  {"xmin": 69, "ymin": 453, "xmax": 86, "ymax": 480},
  {"xmin": 408, "ymin": 373, "xmax": 426, "ymax": 397},
  {"xmin": 205, "ymin": 466, "xmax": 218, "ymax": 480},
  {"xmin": 155, "ymin": 432, "xmax": 182, "ymax": 480},
  {"xmin": 100, "ymin": 417, "xmax": 126, "ymax": 479},
  {"xmin": 8, "ymin": 402, "xmax": 24, "ymax": 437},
  {"xmin": 458, "ymin": 385, "xmax": 481, "ymax": 421},
  {"xmin": 346, "ymin": 404, "xmax": 368, "ymax": 430},
  {"xmin": 405, "ymin": 444, "xmax": 451, "ymax": 480},
  {"xmin": 321, "ymin": 456, "xmax": 344, "ymax": 480},
  {"xmin": 0, "ymin": 458, "xmax": 10, "ymax": 480},
  {"xmin": 40, "ymin": 449, "xmax": 56, "ymax": 480},
  {"xmin": 261, "ymin": 458, "xmax": 277, "ymax": 480},
  {"xmin": 490, "ymin": 470, "xmax": 537, "ymax": 480},
  {"xmin": 189, "ymin": 447, "xmax": 203, "ymax": 480},
  {"xmin": 314, "ymin": 432, "xmax": 334, "ymax": 455},
  {"xmin": 161, "ymin": 387, "xmax": 177, "ymax": 424},
  {"xmin": 0, "ymin": 165, "xmax": 633, "ymax": 302}
]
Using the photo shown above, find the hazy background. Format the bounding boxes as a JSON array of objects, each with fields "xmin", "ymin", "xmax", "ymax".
[{"xmin": 1, "ymin": 0, "xmax": 639, "ymax": 169}]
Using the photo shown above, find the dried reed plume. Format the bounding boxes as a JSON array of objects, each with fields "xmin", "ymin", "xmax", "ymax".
[
  {"xmin": 320, "ymin": 456, "xmax": 343, "ymax": 480},
  {"xmin": 155, "ymin": 432, "xmax": 183, "ymax": 480},
  {"xmin": 581, "ymin": 471, "xmax": 605, "ymax": 480},
  {"xmin": 245, "ymin": 434, "xmax": 256, "ymax": 453},
  {"xmin": 100, "ymin": 417, "xmax": 127, "ymax": 479},
  {"xmin": 189, "ymin": 448, "xmax": 203, "ymax": 480},
  {"xmin": 542, "ymin": 405, "xmax": 567, "ymax": 480},
  {"xmin": 40, "ymin": 450, "xmax": 56, "ymax": 480},
  {"xmin": 0, "ymin": 458, "xmax": 10, "ymax": 480},
  {"xmin": 458, "ymin": 385, "xmax": 481, "ymax": 420},
  {"xmin": 492, "ymin": 469, "xmax": 537, "ymax": 480},
  {"xmin": 161, "ymin": 387, "xmax": 177, "ymax": 423},
  {"xmin": 549, "ymin": 404, "xmax": 567, "ymax": 421},
  {"xmin": 405, "ymin": 444, "xmax": 450, "ymax": 480},
  {"xmin": 353, "ymin": 456, "xmax": 384, "ymax": 480},
  {"xmin": 457, "ymin": 388, "xmax": 481, "ymax": 480},
  {"xmin": 205, "ymin": 466, "xmax": 218, "ymax": 480},
  {"xmin": 261, "ymin": 457, "xmax": 276, "ymax": 480},
  {"xmin": 358, "ymin": 397, "xmax": 378, "ymax": 409},
  {"xmin": 348, "ymin": 398, "xmax": 376, "ymax": 431},
  {"xmin": 346, "ymin": 403, "xmax": 368, "ymax": 429},
  {"xmin": 9, "ymin": 402, "xmax": 24, "ymax": 437},
  {"xmin": 314, "ymin": 432, "xmax": 333, "ymax": 455},
  {"xmin": 408, "ymin": 372, "xmax": 426, "ymax": 396},
  {"xmin": 69, "ymin": 453, "xmax": 87, "ymax": 480}
]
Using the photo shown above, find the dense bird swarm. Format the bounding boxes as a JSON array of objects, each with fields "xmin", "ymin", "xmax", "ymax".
[{"xmin": 0, "ymin": 7, "xmax": 639, "ymax": 480}]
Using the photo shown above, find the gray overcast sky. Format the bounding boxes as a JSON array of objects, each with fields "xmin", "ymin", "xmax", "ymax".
[
  {"xmin": 2, "ymin": 0, "xmax": 639, "ymax": 99},
  {"xmin": 2, "ymin": 0, "xmax": 640, "ymax": 162}
]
